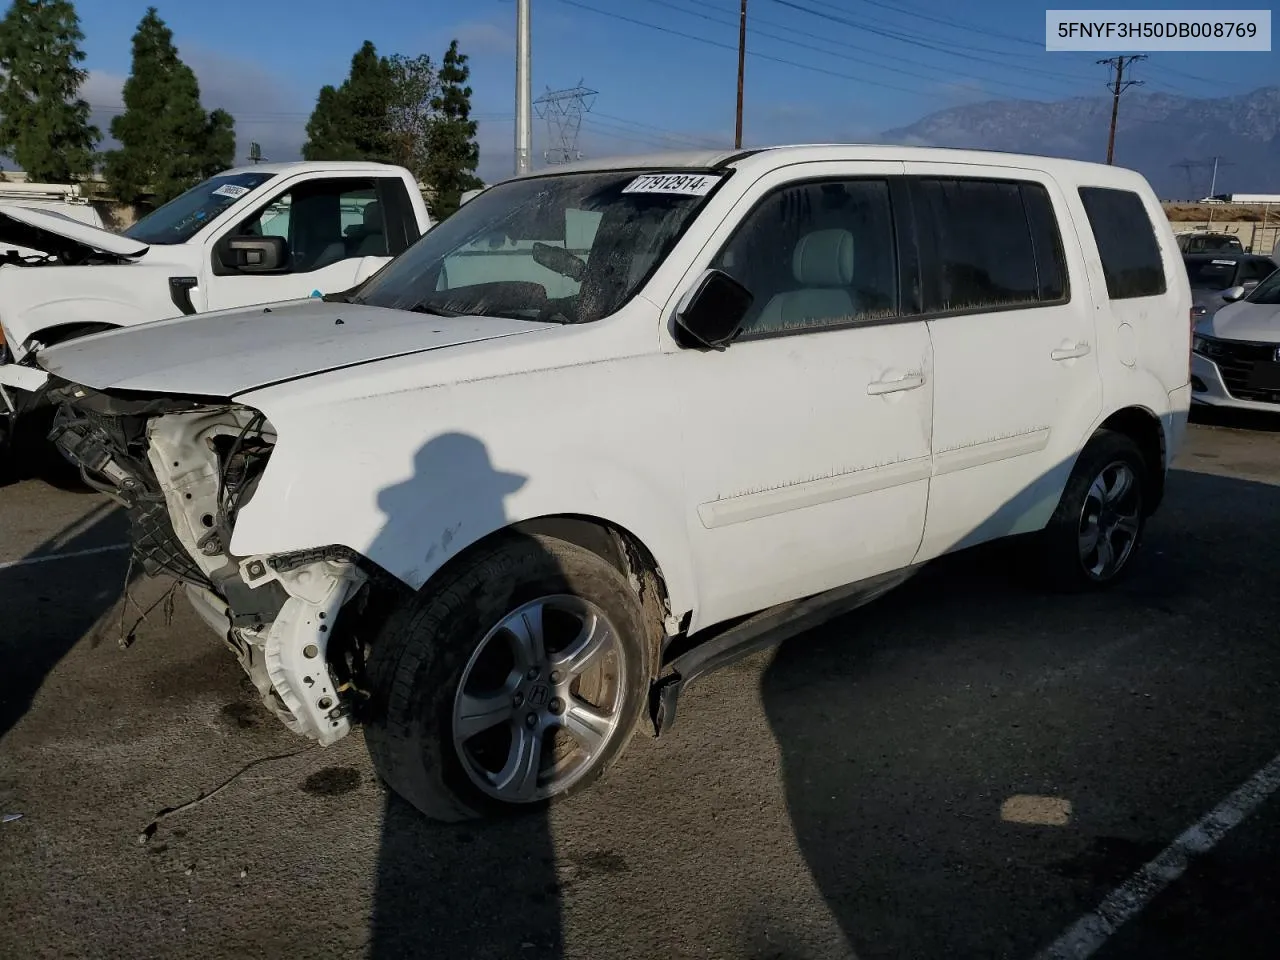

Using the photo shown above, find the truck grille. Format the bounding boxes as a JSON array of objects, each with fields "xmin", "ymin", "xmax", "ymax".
[{"xmin": 1208, "ymin": 339, "xmax": 1280, "ymax": 404}]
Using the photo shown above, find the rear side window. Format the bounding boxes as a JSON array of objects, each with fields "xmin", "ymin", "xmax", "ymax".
[
  {"xmin": 911, "ymin": 178, "xmax": 1067, "ymax": 314},
  {"xmin": 1078, "ymin": 187, "xmax": 1167, "ymax": 299}
]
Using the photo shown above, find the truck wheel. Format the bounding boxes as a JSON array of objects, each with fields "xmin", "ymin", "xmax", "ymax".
[
  {"xmin": 1035, "ymin": 429, "xmax": 1149, "ymax": 591},
  {"xmin": 364, "ymin": 533, "xmax": 653, "ymax": 822}
]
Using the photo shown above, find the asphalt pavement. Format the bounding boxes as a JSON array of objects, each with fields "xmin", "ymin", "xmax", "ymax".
[{"xmin": 3, "ymin": 410, "xmax": 1280, "ymax": 960}]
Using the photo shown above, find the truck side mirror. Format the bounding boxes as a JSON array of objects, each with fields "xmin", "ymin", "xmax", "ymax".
[
  {"xmin": 673, "ymin": 269, "xmax": 753, "ymax": 351},
  {"xmin": 218, "ymin": 235, "xmax": 288, "ymax": 273}
]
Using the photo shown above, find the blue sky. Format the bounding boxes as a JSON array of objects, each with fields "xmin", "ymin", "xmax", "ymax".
[{"xmin": 73, "ymin": 0, "xmax": 1279, "ymax": 182}]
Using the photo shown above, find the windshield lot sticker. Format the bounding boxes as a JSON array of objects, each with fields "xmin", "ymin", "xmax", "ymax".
[
  {"xmin": 212, "ymin": 184, "xmax": 250, "ymax": 200},
  {"xmin": 622, "ymin": 173, "xmax": 721, "ymax": 196}
]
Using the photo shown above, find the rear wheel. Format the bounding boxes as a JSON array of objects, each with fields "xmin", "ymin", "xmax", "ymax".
[
  {"xmin": 1034, "ymin": 429, "xmax": 1150, "ymax": 591},
  {"xmin": 364, "ymin": 534, "xmax": 653, "ymax": 822}
]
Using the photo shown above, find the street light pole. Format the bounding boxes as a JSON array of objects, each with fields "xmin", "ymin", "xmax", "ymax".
[
  {"xmin": 734, "ymin": 0, "xmax": 747, "ymax": 149},
  {"xmin": 515, "ymin": 0, "xmax": 532, "ymax": 176}
]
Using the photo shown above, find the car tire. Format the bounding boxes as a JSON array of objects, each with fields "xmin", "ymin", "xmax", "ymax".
[
  {"xmin": 364, "ymin": 533, "xmax": 654, "ymax": 822},
  {"xmin": 1034, "ymin": 429, "xmax": 1151, "ymax": 592}
]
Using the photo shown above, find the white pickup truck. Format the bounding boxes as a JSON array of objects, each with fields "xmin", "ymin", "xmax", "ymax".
[{"xmin": 0, "ymin": 160, "xmax": 432, "ymax": 467}]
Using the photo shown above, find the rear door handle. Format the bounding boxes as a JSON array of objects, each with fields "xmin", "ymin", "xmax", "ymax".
[
  {"xmin": 1051, "ymin": 343, "xmax": 1091, "ymax": 361},
  {"xmin": 867, "ymin": 373, "xmax": 925, "ymax": 395}
]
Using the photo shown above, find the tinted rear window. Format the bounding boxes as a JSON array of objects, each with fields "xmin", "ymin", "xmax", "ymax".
[
  {"xmin": 1078, "ymin": 186, "xmax": 1167, "ymax": 299},
  {"xmin": 912, "ymin": 178, "xmax": 1069, "ymax": 313}
]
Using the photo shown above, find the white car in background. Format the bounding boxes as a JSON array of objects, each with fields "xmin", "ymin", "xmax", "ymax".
[{"xmin": 1192, "ymin": 266, "xmax": 1280, "ymax": 411}]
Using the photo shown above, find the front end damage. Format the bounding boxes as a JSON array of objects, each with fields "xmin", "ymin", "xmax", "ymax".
[{"xmin": 46, "ymin": 380, "xmax": 397, "ymax": 746}]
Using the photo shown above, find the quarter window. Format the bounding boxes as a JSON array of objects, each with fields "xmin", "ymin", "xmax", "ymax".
[
  {"xmin": 1078, "ymin": 186, "xmax": 1168, "ymax": 299},
  {"xmin": 712, "ymin": 179, "xmax": 899, "ymax": 337}
]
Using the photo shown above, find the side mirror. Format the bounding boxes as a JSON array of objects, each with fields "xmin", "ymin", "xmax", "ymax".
[
  {"xmin": 1222, "ymin": 285, "xmax": 1247, "ymax": 303},
  {"xmin": 218, "ymin": 235, "xmax": 287, "ymax": 273},
  {"xmin": 673, "ymin": 269, "xmax": 753, "ymax": 351}
]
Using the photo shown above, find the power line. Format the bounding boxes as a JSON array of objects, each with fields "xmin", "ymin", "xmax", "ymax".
[
  {"xmin": 534, "ymin": 82, "xmax": 597, "ymax": 164},
  {"xmin": 558, "ymin": 0, "xmax": 1028, "ymax": 99},
  {"xmin": 640, "ymin": 0, "xmax": 1084, "ymax": 99}
]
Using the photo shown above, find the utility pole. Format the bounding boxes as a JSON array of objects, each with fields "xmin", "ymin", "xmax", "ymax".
[
  {"xmin": 1097, "ymin": 54, "xmax": 1145, "ymax": 165},
  {"xmin": 515, "ymin": 0, "xmax": 533, "ymax": 176},
  {"xmin": 734, "ymin": 0, "xmax": 747, "ymax": 149},
  {"xmin": 248, "ymin": 142, "xmax": 264, "ymax": 164}
]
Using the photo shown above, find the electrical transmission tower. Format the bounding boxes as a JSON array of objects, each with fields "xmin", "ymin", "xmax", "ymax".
[
  {"xmin": 1097, "ymin": 54, "xmax": 1146, "ymax": 165},
  {"xmin": 535, "ymin": 82, "xmax": 597, "ymax": 165}
]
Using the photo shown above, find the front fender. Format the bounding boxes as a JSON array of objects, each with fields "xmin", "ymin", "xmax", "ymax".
[{"xmin": 229, "ymin": 391, "xmax": 698, "ymax": 621}]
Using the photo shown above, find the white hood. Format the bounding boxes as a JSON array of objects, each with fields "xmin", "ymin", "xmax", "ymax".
[
  {"xmin": 1200, "ymin": 299, "xmax": 1280, "ymax": 343},
  {"xmin": 0, "ymin": 205, "xmax": 148, "ymax": 259},
  {"xmin": 36, "ymin": 299, "xmax": 548, "ymax": 397}
]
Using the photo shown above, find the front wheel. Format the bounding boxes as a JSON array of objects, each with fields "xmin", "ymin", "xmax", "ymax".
[
  {"xmin": 364, "ymin": 534, "xmax": 653, "ymax": 822},
  {"xmin": 1034, "ymin": 429, "xmax": 1150, "ymax": 591}
]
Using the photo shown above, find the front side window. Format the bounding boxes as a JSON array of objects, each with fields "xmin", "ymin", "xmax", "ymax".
[
  {"xmin": 1246, "ymin": 267, "xmax": 1280, "ymax": 305},
  {"xmin": 124, "ymin": 172, "xmax": 275, "ymax": 246},
  {"xmin": 712, "ymin": 179, "xmax": 898, "ymax": 337},
  {"xmin": 1078, "ymin": 186, "xmax": 1168, "ymax": 299},
  {"xmin": 233, "ymin": 178, "xmax": 386, "ymax": 273},
  {"xmin": 352, "ymin": 170, "xmax": 721, "ymax": 324}
]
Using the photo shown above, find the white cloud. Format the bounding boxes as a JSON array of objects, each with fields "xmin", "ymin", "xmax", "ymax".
[{"xmin": 448, "ymin": 20, "xmax": 515, "ymax": 56}]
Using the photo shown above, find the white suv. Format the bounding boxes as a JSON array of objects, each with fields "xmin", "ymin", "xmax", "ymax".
[{"xmin": 38, "ymin": 146, "xmax": 1191, "ymax": 821}]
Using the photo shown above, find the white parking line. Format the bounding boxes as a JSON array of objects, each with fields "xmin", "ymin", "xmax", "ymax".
[
  {"xmin": 0, "ymin": 543, "xmax": 129, "ymax": 572},
  {"xmin": 1032, "ymin": 750, "xmax": 1280, "ymax": 960}
]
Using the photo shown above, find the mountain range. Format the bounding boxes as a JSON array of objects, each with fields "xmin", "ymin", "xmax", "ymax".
[{"xmin": 881, "ymin": 86, "xmax": 1280, "ymax": 200}]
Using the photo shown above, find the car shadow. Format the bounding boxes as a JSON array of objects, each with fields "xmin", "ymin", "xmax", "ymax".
[
  {"xmin": 759, "ymin": 466, "xmax": 1280, "ymax": 959},
  {"xmin": 1189, "ymin": 403, "xmax": 1280, "ymax": 433},
  {"xmin": 0, "ymin": 499, "xmax": 135, "ymax": 741},
  {"xmin": 364, "ymin": 433, "xmax": 563, "ymax": 959}
]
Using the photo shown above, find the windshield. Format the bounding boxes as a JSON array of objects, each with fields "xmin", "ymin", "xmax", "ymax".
[
  {"xmin": 1184, "ymin": 259, "xmax": 1239, "ymax": 291},
  {"xmin": 351, "ymin": 169, "xmax": 725, "ymax": 323},
  {"xmin": 1247, "ymin": 268, "xmax": 1280, "ymax": 305},
  {"xmin": 124, "ymin": 172, "xmax": 276, "ymax": 246}
]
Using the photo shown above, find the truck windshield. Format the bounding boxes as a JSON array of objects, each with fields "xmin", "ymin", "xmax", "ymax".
[
  {"xmin": 351, "ymin": 170, "xmax": 725, "ymax": 324},
  {"xmin": 1184, "ymin": 259, "xmax": 1239, "ymax": 291},
  {"xmin": 124, "ymin": 172, "xmax": 276, "ymax": 246}
]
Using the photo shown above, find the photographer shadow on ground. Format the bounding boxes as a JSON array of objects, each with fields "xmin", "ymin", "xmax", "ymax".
[{"xmin": 364, "ymin": 432, "xmax": 575, "ymax": 960}]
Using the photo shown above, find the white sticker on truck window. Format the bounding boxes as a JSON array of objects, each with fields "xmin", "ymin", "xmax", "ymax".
[
  {"xmin": 621, "ymin": 173, "xmax": 722, "ymax": 197},
  {"xmin": 1211, "ymin": 259, "xmax": 1237, "ymax": 265},
  {"xmin": 212, "ymin": 184, "xmax": 250, "ymax": 200}
]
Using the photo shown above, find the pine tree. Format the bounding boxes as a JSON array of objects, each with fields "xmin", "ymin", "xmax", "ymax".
[
  {"xmin": 302, "ymin": 41, "xmax": 395, "ymax": 162},
  {"xmin": 421, "ymin": 40, "xmax": 482, "ymax": 219},
  {"xmin": 0, "ymin": 0, "xmax": 99, "ymax": 182},
  {"xmin": 103, "ymin": 7, "xmax": 236, "ymax": 205}
]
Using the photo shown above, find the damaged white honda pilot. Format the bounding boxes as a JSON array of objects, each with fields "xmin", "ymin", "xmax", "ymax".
[{"xmin": 38, "ymin": 146, "xmax": 1191, "ymax": 821}]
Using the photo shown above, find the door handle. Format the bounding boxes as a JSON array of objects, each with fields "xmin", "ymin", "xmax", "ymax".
[
  {"xmin": 1051, "ymin": 343, "xmax": 1091, "ymax": 361},
  {"xmin": 867, "ymin": 373, "xmax": 925, "ymax": 395}
]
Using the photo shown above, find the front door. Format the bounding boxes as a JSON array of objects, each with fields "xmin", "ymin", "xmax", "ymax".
[
  {"xmin": 204, "ymin": 177, "xmax": 397, "ymax": 311},
  {"xmin": 670, "ymin": 166, "xmax": 935, "ymax": 630},
  {"xmin": 903, "ymin": 166, "xmax": 1103, "ymax": 560}
]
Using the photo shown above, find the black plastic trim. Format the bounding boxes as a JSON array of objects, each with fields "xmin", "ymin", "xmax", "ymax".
[{"xmin": 168, "ymin": 275, "xmax": 199, "ymax": 315}]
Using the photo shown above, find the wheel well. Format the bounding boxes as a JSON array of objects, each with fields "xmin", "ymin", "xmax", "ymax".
[
  {"xmin": 509, "ymin": 515, "xmax": 673, "ymax": 614},
  {"xmin": 1099, "ymin": 406, "xmax": 1166, "ymax": 513},
  {"xmin": 33, "ymin": 322, "xmax": 119, "ymax": 349}
]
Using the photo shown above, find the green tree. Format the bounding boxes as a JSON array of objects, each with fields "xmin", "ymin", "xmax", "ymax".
[
  {"xmin": 302, "ymin": 41, "xmax": 395, "ymax": 162},
  {"xmin": 386, "ymin": 53, "xmax": 438, "ymax": 180},
  {"xmin": 421, "ymin": 40, "xmax": 481, "ymax": 219},
  {"xmin": 103, "ymin": 7, "xmax": 236, "ymax": 205},
  {"xmin": 0, "ymin": 0, "xmax": 99, "ymax": 182}
]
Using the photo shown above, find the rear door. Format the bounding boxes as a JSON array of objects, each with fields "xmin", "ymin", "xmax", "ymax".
[{"xmin": 903, "ymin": 165, "xmax": 1102, "ymax": 560}]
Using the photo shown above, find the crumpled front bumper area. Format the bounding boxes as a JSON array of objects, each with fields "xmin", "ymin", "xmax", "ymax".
[{"xmin": 46, "ymin": 380, "xmax": 373, "ymax": 746}]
